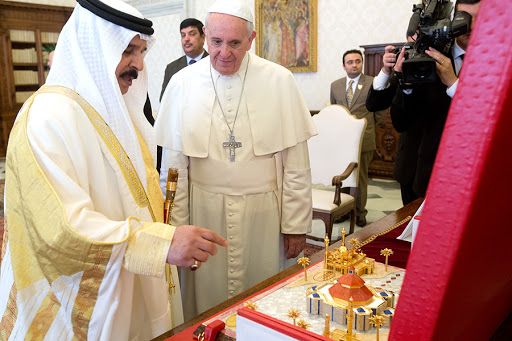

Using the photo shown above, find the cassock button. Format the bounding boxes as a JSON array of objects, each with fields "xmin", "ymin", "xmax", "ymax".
[
  {"xmin": 229, "ymin": 236, "xmax": 233, "ymax": 240},
  {"xmin": 227, "ymin": 97, "xmax": 232, "ymax": 101},
  {"xmin": 227, "ymin": 84, "xmax": 232, "ymax": 89},
  {"xmin": 229, "ymin": 213, "xmax": 233, "ymax": 217},
  {"xmin": 230, "ymin": 258, "xmax": 234, "ymax": 262},
  {"xmin": 229, "ymin": 201, "xmax": 233, "ymax": 206},
  {"xmin": 230, "ymin": 290, "xmax": 234, "ymax": 294},
  {"xmin": 230, "ymin": 280, "xmax": 234, "ymax": 284},
  {"xmin": 230, "ymin": 269, "xmax": 234, "ymax": 273},
  {"xmin": 228, "ymin": 224, "xmax": 233, "ymax": 229}
]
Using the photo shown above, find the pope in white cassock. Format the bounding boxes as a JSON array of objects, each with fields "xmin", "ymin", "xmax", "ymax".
[
  {"xmin": 155, "ymin": 0, "xmax": 318, "ymax": 320},
  {"xmin": 0, "ymin": 0, "xmax": 227, "ymax": 339}
]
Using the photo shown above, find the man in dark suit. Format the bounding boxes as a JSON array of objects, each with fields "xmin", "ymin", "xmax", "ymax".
[
  {"xmin": 366, "ymin": 0, "xmax": 481, "ymax": 205},
  {"xmin": 330, "ymin": 49, "xmax": 386, "ymax": 226},
  {"xmin": 159, "ymin": 18, "xmax": 209, "ymax": 101}
]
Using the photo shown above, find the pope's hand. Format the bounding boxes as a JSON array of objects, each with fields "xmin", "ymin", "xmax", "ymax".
[
  {"xmin": 166, "ymin": 225, "xmax": 228, "ymax": 269},
  {"xmin": 284, "ymin": 234, "xmax": 306, "ymax": 259}
]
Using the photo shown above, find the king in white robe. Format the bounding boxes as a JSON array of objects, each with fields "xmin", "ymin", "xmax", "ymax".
[
  {"xmin": 155, "ymin": 53, "xmax": 317, "ymax": 319},
  {"xmin": 0, "ymin": 87, "xmax": 183, "ymax": 340}
]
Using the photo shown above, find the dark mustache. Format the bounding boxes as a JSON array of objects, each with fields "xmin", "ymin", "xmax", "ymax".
[{"xmin": 120, "ymin": 68, "xmax": 138, "ymax": 79}]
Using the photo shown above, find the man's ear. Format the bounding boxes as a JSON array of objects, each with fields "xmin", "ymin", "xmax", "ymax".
[{"xmin": 247, "ymin": 31, "xmax": 256, "ymax": 50}]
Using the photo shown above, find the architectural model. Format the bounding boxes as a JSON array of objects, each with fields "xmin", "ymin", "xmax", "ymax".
[{"xmin": 306, "ymin": 230, "xmax": 395, "ymax": 336}]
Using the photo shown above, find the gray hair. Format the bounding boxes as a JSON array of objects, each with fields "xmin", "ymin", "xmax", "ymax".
[{"xmin": 204, "ymin": 12, "xmax": 254, "ymax": 37}]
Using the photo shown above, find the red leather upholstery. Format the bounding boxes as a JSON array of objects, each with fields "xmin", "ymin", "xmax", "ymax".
[{"xmin": 390, "ymin": 1, "xmax": 512, "ymax": 339}]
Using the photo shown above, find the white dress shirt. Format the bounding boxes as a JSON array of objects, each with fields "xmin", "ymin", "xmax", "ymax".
[
  {"xmin": 446, "ymin": 41, "xmax": 466, "ymax": 98},
  {"xmin": 185, "ymin": 50, "xmax": 205, "ymax": 65},
  {"xmin": 346, "ymin": 73, "xmax": 362, "ymax": 92}
]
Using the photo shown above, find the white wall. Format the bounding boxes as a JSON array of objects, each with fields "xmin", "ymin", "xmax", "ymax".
[
  {"xmin": 7, "ymin": 0, "xmax": 418, "ymax": 110},
  {"xmin": 145, "ymin": 14, "xmax": 183, "ymax": 104},
  {"xmin": 142, "ymin": 0, "xmax": 210, "ymax": 109},
  {"xmin": 294, "ymin": 0, "xmax": 417, "ymax": 109},
  {"xmin": 5, "ymin": 0, "xmax": 75, "ymax": 6},
  {"xmin": 144, "ymin": 0, "xmax": 417, "ymax": 110}
]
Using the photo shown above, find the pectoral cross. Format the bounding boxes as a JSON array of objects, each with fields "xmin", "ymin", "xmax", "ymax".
[{"xmin": 223, "ymin": 133, "xmax": 242, "ymax": 162}]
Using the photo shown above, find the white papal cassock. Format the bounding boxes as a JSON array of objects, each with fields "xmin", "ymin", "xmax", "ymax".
[{"xmin": 156, "ymin": 53, "xmax": 317, "ymax": 319}]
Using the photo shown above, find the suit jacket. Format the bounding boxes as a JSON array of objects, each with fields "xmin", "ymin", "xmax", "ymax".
[
  {"xmin": 143, "ymin": 94, "xmax": 154, "ymax": 125},
  {"xmin": 390, "ymin": 77, "xmax": 451, "ymax": 197},
  {"xmin": 366, "ymin": 74, "xmax": 399, "ymax": 112},
  {"xmin": 365, "ymin": 57, "xmax": 454, "ymax": 197},
  {"xmin": 159, "ymin": 51, "xmax": 209, "ymax": 101},
  {"xmin": 330, "ymin": 74, "xmax": 386, "ymax": 152}
]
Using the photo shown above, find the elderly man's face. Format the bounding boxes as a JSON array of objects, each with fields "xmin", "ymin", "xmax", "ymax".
[
  {"xmin": 116, "ymin": 35, "xmax": 147, "ymax": 95},
  {"xmin": 205, "ymin": 13, "xmax": 256, "ymax": 76}
]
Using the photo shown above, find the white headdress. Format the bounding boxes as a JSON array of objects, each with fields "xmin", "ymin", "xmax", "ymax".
[{"xmin": 46, "ymin": 0, "xmax": 156, "ymax": 190}]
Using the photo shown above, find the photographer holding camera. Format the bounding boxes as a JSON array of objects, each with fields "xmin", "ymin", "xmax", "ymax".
[{"xmin": 366, "ymin": 0, "xmax": 481, "ymax": 205}]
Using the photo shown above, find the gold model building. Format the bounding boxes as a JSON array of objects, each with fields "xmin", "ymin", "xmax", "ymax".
[
  {"xmin": 306, "ymin": 231, "xmax": 395, "ymax": 333},
  {"xmin": 323, "ymin": 229, "xmax": 375, "ymax": 276}
]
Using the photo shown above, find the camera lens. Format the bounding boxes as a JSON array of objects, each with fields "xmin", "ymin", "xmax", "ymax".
[{"xmin": 402, "ymin": 56, "xmax": 437, "ymax": 83}]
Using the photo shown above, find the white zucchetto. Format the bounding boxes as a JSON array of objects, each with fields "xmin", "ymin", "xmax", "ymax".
[{"xmin": 208, "ymin": 0, "xmax": 254, "ymax": 23}]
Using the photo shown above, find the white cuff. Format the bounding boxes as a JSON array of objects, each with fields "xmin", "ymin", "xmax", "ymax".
[
  {"xmin": 446, "ymin": 79, "xmax": 458, "ymax": 98},
  {"xmin": 373, "ymin": 69, "xmax": 391, "ymax": 90}
]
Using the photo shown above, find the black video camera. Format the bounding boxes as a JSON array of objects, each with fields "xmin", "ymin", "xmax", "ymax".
[{"xmin": 400, "ymin": 0, "xmax": 471, "ymax": 84}]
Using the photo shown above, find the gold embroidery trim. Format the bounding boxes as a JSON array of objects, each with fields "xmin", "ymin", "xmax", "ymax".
[
  {"xmin": 123, "ymin": 222, "xmax": 173, "ymax": 277},
  {"xmin": 351, "ymin": 216, "xmax": 413, "ymax": 249},
  {"xmin": 35, "ymin": 86, "xmax": 152, "ymax": 217}
]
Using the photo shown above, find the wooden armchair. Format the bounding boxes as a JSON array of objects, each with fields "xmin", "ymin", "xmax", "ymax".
[{"xmin": 308, "ymin": 105, "xmax": 366, "ymax": 243}]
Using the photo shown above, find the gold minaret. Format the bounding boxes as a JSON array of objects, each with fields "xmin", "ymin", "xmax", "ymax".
[
  {"xmin": 347, "ymin": 297, "xmax": 354, "ymax": 339},
  {"xmin": 323, "ymin": 313, "xmax": 330, "ymax": 338}
]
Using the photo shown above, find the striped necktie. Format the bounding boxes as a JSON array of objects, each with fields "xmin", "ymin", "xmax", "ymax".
[
  {"xmin": 189, "ymin": 59, "xmax": 196, "ymax": 65},
  {"xmin": 346, "ymin": 80, "xmax": 354, "ymax": 107}
]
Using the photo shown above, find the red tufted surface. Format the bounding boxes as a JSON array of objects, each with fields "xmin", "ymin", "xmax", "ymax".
[{"xmin": 390, "ymin": 0, "xmax": 512, "ymax": 340}]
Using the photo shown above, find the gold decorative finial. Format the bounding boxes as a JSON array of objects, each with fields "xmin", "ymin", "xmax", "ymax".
[
  {"xmin": 369, "ymin": 314, "xmax": 386, "ymax": 341},
  {"xmin": 245, "ymin": 301, "xmax": 258, "ymax": 310},
  {"xmin": 348, "ymin": 238, "xmax": 359, "ymax": 250},
  {"xmin": 324, "ymin": 234, "xmax": 330, "ymax": 268},
  {"xmin": 297, "ymin": 319, "xmax": 310, "ymax": 330},
  {"xmin": 297, "ymin": 257, "xmax": 311, "ymax": 281},
  {"xmin": 287, "ymin": 308, "xmax": 301, "ymax": 325},
  {"xmin": 380, "ymin": 248, "xmax": 394, "ymax": 271}
]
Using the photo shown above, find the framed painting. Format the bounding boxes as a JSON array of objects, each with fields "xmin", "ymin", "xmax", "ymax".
[{"xmin": 255, "ymin": 0, "xmax": 317, "ymax": 73}]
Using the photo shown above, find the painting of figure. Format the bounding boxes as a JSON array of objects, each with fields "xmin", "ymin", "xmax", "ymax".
[
  {"xmin": 294, "ymin": 10, "xmax": 308, "ymax": 66},
  {"xmin": 256, "ymin": 0, "xmax": 317, "ymax": 73}
]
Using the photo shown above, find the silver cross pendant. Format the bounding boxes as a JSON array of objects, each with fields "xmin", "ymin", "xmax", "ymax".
[{"xmin": 222, "ymin": 133, "xmax": 242, "ymax": 162}]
